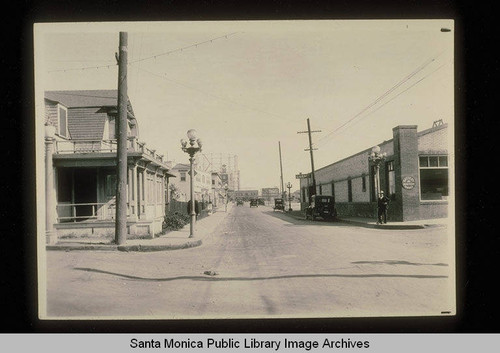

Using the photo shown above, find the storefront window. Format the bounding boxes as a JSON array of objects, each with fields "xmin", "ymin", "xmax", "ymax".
[{"xmin": 419, "ymin": 155, "xmax": 449, "ymax": 201}]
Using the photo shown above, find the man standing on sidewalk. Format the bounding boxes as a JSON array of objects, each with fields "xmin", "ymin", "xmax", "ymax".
[{"xmin": 377, "ymin": 191, "xmax": 390, "ymax": 224}]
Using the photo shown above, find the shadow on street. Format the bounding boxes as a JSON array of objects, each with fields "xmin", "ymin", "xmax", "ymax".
[
  {"xmin": 74, "ymin": 267, "xmax": 448, "ymax": 282},
  {"xmin": 351, "ymin": 260, "xmax": 448, "ymax": 267}
]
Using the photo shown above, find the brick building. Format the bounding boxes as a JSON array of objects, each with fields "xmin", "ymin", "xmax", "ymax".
[{"xmin": 299, "ymin": 123, "xmax": 450, "ymax": 222}]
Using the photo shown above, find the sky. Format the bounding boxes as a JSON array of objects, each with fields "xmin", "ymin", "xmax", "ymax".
[{"xmin": 35, "ymin": 20, "xmax": 454, "ymax": 192}]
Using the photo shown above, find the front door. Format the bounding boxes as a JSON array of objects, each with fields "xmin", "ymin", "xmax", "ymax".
[{"xmin": 73, "ymin": 168, "xmax": 97, "ymax": 221}]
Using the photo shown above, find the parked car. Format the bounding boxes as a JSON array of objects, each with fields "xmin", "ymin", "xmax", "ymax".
[
  {"xmin": 273, "ymin": 198, "xmax": 285, "ymax": 211},
  {"xmin": 305, "ymin": 195, "xmax": 337, "ymax": 221},
  {"xmin": 249, "ymin": 199, "xmax": 259, "ymax": 207},
  {"xmin": 258, "ymin": 198, "xmax": 265, "ymax": 206},
  {"xmin": 236, "ymin": 199, "xmax": 244, "ymax": 206}
]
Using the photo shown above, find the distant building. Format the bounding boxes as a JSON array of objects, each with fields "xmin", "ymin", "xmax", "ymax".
[
  {"xmin": 299, "ymin": 124, "xmax": 449, "ymax": 221},
  {"xmin": 232, "ymin": 190, "xmax": 259, "ymax": 201},
  {"xmin": 170, "ymin": 162, "xmax": 212, "ymax": 203},
  {"xmin": 201, "ymin": 153, "xmax": 240, "ymax": 191},
  {"xmin": 211, "ymin": 171, "xmax": 226, "ymax": 208},
  {"xmin": 261, "ymin": 187, "xmax": 280, "ymax": 201}
]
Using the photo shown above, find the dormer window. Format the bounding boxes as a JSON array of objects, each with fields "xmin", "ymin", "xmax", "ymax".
[{"xmin": 58, "ymin": 105, "xmax": 68, "ymax": 137}]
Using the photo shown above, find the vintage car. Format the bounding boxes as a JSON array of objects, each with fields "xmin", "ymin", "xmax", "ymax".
[
  {"xmin": 305, "ymin": 195, "xmax": 337, "ymax": 221},
  {"xmin": 249, "ymin": 199, "xmax": 259, "ymax": 207},
  {"xmin": 258, "ymin": 198, "xmax": 265, "ymax": 206},
  {"xmin": 273, "ymin": 198, "xmax": 285, "ymax": 211},
  {"xmin": 236, "ymin": 199, "xmax": 244, "ymax": 206}
]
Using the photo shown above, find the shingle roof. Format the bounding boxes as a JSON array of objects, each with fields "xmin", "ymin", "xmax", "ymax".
[
  {"xmin": 45, "ymin": 90, "xmax": 118, "ymax": 108},
  {"xmin": 67, "ymin": 107, "xmax": 107, "ymax": 140},
  {"xmin": 173, "ymin": 163, "xmax": 190, "ymax": 170}
]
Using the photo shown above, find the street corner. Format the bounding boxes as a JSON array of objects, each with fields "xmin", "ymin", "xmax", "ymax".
[{"xmin": 117, "ymin": 239, "xmax": 202, "ymax": 252}]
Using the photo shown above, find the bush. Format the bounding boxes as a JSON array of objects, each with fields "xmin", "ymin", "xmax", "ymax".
[{"xmin": 163, "ymin": 212, "xmax": 190, "ymax": 231}]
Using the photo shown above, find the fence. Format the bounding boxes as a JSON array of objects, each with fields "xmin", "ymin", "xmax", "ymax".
[{"xmin": 166, "ymin": 199, "xmax": 210, "ymax": 220}]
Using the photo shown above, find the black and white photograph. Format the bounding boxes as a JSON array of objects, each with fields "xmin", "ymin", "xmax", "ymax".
[{"xmin": 34, "ymin": 20, "xmax": 455, "ymax": 320}]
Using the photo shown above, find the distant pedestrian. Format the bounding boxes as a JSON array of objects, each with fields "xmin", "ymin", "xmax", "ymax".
[{"xmin": 377, "ymin": 191, "xmax": 390, "ymax": 224}]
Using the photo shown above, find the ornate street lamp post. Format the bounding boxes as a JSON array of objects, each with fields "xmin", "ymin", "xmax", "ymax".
[
  {"xmin": 368, "ymin": 145, "xmax": 387, "ymax": 224},
  {"xmin": 181, "ymin": 129, "xmax": 202, "ymax": 237},
  {"xmin": 286, "ymin": 182, "xmax": 293, "ymax": 211}
]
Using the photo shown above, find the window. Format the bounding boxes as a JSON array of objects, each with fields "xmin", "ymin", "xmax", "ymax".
[
  {"xmin": 106, "ymin": 174, "xmax": 117, "ymax": 197},
  {"xmin": 319, "ymin": 184, "xmax": 322, "ymax": 195},
  {"xmin": 108, "ymin": 116, "xmax": 116, "ymax": 139},
  {"xmin": 157, "ymin": 180, "xmax": 162, "ymax": 203},
  {"xmin": 362, "ymin": 175, "xmax": 367, "ymax": 192},
  {"xmin": 147, "ymin": 174, "xmax": 154, "ymax": 203},
  {"xmin": 57, "ymin": 168, "xmax": 72, "ymax": 202},
  {"xmin": 386, "ymin": 161, "xmax": 396, "ymax": 199},
  {"xmin": 419, "ymin": 155, "xmax": 449, "ymax": 201},
  {"xmin": 347, "ymin": 179, "xmax": 352, "ymax": 202},
  {"xmin": 180, "ymin": 172, "xmax": 186, "ymax": 182},
  {"xmin": 58, "ymin": 106, "xmax": 68, "ymax": 137}
]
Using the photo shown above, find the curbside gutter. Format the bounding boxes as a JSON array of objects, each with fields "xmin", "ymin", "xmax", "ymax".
[
  {"xmin": 337, "ymin": 218, "xmax": 425, "ymax": 230},
  {"xmin": 280, "ymin": 211, "xmax": 441, "ymax": 230},
  {"xmin": 46, "ymin": 239, "xmax": 203, "ymax": 252},
  {"xmin": 117, "ymin": 239, "xmax": 202, "ymax": 252}
]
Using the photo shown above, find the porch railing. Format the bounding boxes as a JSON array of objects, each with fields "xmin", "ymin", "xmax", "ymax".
[
  {"xmin": 54, "ymin": 138, "xmax": 165, "ymax": 164},
  {"xmin": 56, "ymin": 202, "xmax": 130, "ymax": 222}
]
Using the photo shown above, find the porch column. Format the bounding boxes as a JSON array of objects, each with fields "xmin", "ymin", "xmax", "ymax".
[
  {"xmin": 131, "ymin": 164, "xmax": 138, "ymax": 220},
  {"xmin": 137, "ymin": 168, "xmax": 144, "ymax": 219},
  {"xmin": 45, "ymin": 127, "xmax": 57, "ymax": 244},
  {"xmin": 153, "ymin": 167, "xmax": 158, "ymax": 218}
]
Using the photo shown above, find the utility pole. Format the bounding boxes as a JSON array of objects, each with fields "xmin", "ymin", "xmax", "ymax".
[
  {"xmin": 115, "ymin": 32, "xmax": 128, "ymax": 245},
  {"xmin": 278, "ymin": 141, "xmax": 285, "ymax": 199},
  {"xmin": 297, "ymin": 118, "xmax": 321, "ymax": 203}
]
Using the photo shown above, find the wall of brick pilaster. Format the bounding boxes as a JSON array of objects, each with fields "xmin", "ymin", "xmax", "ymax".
[{"xmin": 298, "ymin": 124, "xmax": 448, "ymax": 221}]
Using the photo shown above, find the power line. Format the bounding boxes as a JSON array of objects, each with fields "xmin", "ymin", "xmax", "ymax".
[
  {"xmin": 315, "ymin": 52, "xmax": 445, "ymax": 145},
  {"xmin": 130, "ymin": 32, "xmax": 241, "ymax": 65},
  {"xmin": 283, "ymin": 58, "xmax": 451, "ymax": 174},
  {"xmin": 138, "ymin": 67, "xmax": 301, "ymax": 124},
  {"xmin": 316, "ymin": 60, "xmax": 450, "ymax": 148},
  {"xmin": 47, "ymin": 32, "xmax": 241, "ymax": 73}
]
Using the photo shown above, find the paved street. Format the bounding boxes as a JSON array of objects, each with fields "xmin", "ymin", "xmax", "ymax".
[{"xmin": 44, "ymin": 204, "xmax": 454, "ymax": 319}]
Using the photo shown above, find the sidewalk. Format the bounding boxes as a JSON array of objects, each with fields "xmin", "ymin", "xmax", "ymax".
[
  {"xmin": 46, "ymin": 204, "xmax": 233, "ymax": 252},
  {"xmin": 283, "ymin": 209, "xmax": 448, "ymax": 230}
]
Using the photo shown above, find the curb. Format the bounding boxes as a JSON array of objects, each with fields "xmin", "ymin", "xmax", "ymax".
[
  {"xmin": 280, "ymin": 211, "xmax": 438, "ymax": 230},
  {"xmin": 337, "ymin": 218, "xmax": 446, "ymax": 230},
  {"xmin": 117, "ymin": 239, "xmax": 202, "ymax": 252},
  {"xmin": 338, "ymin": 219, "xmax": 425, "ymax": 230},
  {"xmin": 46, "ymin": 239, "xmax": 203, "ymax": 252}
]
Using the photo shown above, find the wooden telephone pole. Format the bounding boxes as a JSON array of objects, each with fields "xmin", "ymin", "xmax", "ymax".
[
  {"xmin": 297, "ymin": 118, "xmax": 321, "ymax": 202},
  {"xmin": 278, "ymin": 141, "xmax": 285, "ymax": 198},
  {"xmin": 115, "ymin": 32, "xmax": 128, "ymax": 245}
]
